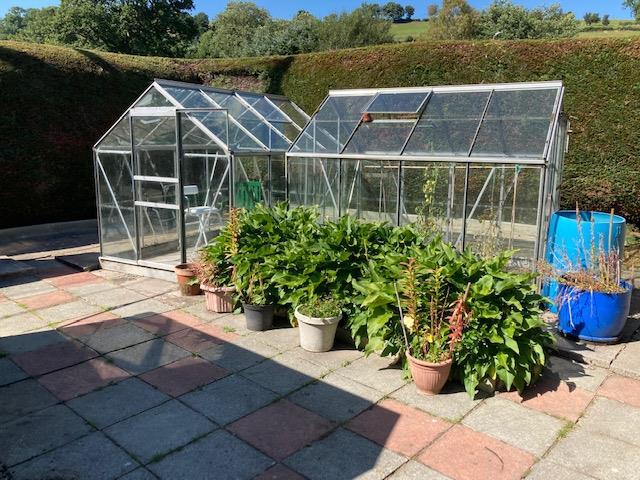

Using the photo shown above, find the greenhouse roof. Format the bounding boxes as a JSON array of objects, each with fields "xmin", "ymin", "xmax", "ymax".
[
  {"xmin": 95, "ymin": 79, "xmax": 309, "ymax": 153},
  {"xmin": 288, "ymin": 81, "xmax": 564, "ymax": 164}
]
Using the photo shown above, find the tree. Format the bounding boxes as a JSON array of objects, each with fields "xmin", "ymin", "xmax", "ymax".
[
  {"xmin": 382, "ymin": 2, "xmax": 405, "ymax": 22},
  {"xmin": 602, "ymin": 14, "xmax": 610, "ymax": 25},
  {"xmin": 193, "ymin": 12, "xmax": 209, "ymax": 35},
  {"xmin": 427, "ymin": 4, "xmax": 439, "ymax": 17},
  {"xmin": 250, "ymin": 11, "xmax": 321, "ymax": 56},
  {"xmin": 583, "ymin": 12, "xmax": 600, "ymax": 25},
  {"xmin": 319, "ymin": 4, "xmax": 393, "ymax": 50},
  {"xmin": 623, "ymin": 0, "xmax": 640, "ymax": 21},
  {"xmin": 425, "ymin": 0, "xmax": 480, "ymax": 40},
  {"xmin": 405, "ymin": 5, "xmax": 415, "ymax": 20},
  {"xmin": 0, "ymin": 7, "xmax": 28, "ymax": 38}
]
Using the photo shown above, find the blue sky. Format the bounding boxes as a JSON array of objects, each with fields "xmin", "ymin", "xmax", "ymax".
[{"xmin": 0, "ymin": 1, "xmax": 633, "ymax": 20}]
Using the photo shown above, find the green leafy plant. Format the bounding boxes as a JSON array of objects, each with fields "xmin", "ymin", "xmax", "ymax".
[
  {"xmin": 298, "ymin": 295, "xmax": 342, "ymax": 318},
  {"xmin": 196, "ymin": 207, "xmax": 240, "ymax": 288}
]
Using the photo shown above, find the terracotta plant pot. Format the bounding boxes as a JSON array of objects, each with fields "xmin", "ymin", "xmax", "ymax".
[
  {"xmin": 407, "ymin": 353, "xmax": 452, "ymax": 395},
  {"xmin": 201, "ymin": 284, "xmax": 235, "ymax": 313},
  {"xmin": 174, "ymin": 263, "xmax": 201, "ymax": 296},
  {"xmin": 295, "ymin": 306, "xmax": 342, "ymax": 353}
]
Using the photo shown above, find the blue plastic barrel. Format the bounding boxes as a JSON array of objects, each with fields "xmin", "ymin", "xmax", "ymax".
[{"xmin": 543, "ymin": 210, "xmax": 626, "ymax": 311}]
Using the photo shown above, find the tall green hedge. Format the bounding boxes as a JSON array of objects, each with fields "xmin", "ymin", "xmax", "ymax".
[{"xmin": 0, "ymin": 38, "xmax": 639, "ymax": 228}]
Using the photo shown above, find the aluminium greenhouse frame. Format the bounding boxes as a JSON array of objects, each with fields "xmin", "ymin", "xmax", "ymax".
[
  {"xmin": 285, "ymin": 81, "xmax": 568, "ymax": 268},
  {"xmin": 93, "ymin": 79, "xmax": 309, "ymax": 275}
]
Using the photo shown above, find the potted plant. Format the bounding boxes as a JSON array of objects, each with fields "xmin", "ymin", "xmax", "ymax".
[
  {"xmin": 192, "ymin": 257, "xmax": 235, "ymax": 313},
  {"xmin": 396, "ymin": 259, "xmax": 471, "ymax": 395},
  {"xmin": 174, "ymin": 263, "xmax": 201, "ymax": 296},
  {"xmin": 295, "ymin": 296, "xmax": 342, "ymax": 352},
  {"xmin": 239, "ymin": 272, "xmax": 274, "ymax": 331}
]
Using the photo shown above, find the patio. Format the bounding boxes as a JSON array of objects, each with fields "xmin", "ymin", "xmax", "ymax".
[{"xmin": 1, "ymin": 234, "xmax": 640, "ymax": 480}]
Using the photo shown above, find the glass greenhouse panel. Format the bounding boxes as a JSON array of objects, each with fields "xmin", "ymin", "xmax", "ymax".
[
  {"xmin": 269, "ymin": 99, "xmax": 309, "ymax": 128},
  {"xmin": 163, "ymin": 86, "xmax": 213, "ymax": 108},
  {"xmin": 366, "ymin": 92, "xmax": 428, "ymax": 113},
  {"xmin": 344, "ymin": 120, "xmax": 415, "ymax": 155},
  {"xmin": 132, "ymin": 116, "xmax": 176, "ymax": 147},
  {"xmin": 234, "ymin": 156, "xmax": 270, "ymax": 207},
  {"xmin": 403, "ymin": 92, "xmax": 490, "ymax": 156},
  {"xmin": 400, "ymin": 162, "xmax": 466, "ymax": 244},
  {"xmin": 135, "ymin": 87, "xmax": 174, "ymax": 108},
  {"xmin": 183, "ymin": 111, "xmax": 229, "ymax": 149},
  {"xmin": 97, "ymin": 116, "xmax": 131, "ymax": 151},
  {"xmin": 471, "ymin": 89, "xmax": 558, "ymax": 158},
  {"xmin": 238, "ymin": 93, "xmax": 287, "ymax": 122},
  {"xmin": 340, "ymin": 159, "xmax": 398, "ymax": 223},
  {"xmin": 270, "ymin": 154, "xmax": 287, "ymax": 204},
  {"xmin": 96, "ymin": 152, "xmax": 136, "ymax": 259},
  {"xmin": 138, "ymin": 204, "xmax": 180, "ymax": 265},
  {"xmin": 288, "ymin": 157, "xmax": 339, "ymax": 220}
]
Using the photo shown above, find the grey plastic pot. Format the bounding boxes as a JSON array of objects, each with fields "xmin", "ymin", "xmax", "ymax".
[
  {"xmin": 294, "ymin": 306, "xmax": 342, "ymax": 352},
  {"xmin": 242, "ymin": 303, "xmax": 274, "ymax": 331}
]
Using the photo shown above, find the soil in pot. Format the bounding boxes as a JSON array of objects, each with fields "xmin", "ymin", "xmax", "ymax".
[
  {"xmin": 243, "ymin": 303, "xmax": 274, "ymax": 331},
  {"xmin": 201, "ymin": 285, "xmax": 235, "ymax": 313},
  {"xmin": 407, "ymin": 353, "xmax": 452, "ymax": 395},
  {"xmin": 174, "ymin": 263, "xmax": 201, "ymax": 296},
  {"xmin": 295, "ymin": 307, "xmax": 342, "ymax": 353}
]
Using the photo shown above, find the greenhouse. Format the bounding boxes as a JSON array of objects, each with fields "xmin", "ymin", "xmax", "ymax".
[
  {"xmin": 94, "ymin": 79, "xmax": 309, "ymax": 272},
  {"xmin": 286, "ymin": 81, "xmax": 568, "ymax": 268}
]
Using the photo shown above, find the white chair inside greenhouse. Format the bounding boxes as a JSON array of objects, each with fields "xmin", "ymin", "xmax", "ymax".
[{"xmin": 184, "ymin": 185, "xmax": 222, "ymax": 250}]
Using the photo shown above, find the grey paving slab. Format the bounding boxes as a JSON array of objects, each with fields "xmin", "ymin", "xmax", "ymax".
[
  {"xmin": 179, "ymin": 374, "xmax": 277, "ymax": 425},
  {"xmin": 156, "ymin": 291, "xmax": 204, "ymax": 309},
  {"xmin": 0, "ymin": 276, "xmax": 57, "ymax": 300},
  {"xmin": 0, "ymin": 299, "xmax": 26, "ymax": 318},
  {"xmin": 148, "ymin": 430, "xmax": 274, "ymax": 480},
  {"xmin": 240, "ymin": 351, "xmax": 328, "ymax": 395},
  {"xmin": 390, "ymin": 382, "xmax": 481, "ymax": 422},
  {"xmin": 82, "ymin": 287, "xmax": 147, "ymax": 310},
  {"xmin": 0, "ymin": 258, "xmax": 35, "ymax": 279},
  {"xmin": 611, "ymin": 341, "xmax": 640, "ymax": 380},
  {"xmin": 183, "ymin": 302, "xmax": 235, "ymax": 323},
  {"xmin": 79, "ymin": 322, "xmax": 156, "ymax": 354},
  {"xmin": 0, "ymin": 379, "xmax": 58, "ymax": 424},
  {"xmin": 386, "ymin": 461, "xmax": 450, "ymax": 479},
  {"xmin": 577, "ymin": 396, "xmax": 640, "ymax": 448},
  {"xmin": 462, "ymin": 397, "xmax": 565, "ymax": 456},
  {"xmin": 337, "ymin": 354, "xmax": 408, "ymax": 395},
  {"xmin": 65, "ymin": 280, "xmax": 121, "ymax": 296},
  {"xmin": 105, "ymin": 400, "xmax": 216, "ymax": 464},
  {"xmin": 253, "ymin": 326, "xmax": 301, "ymax": 351},
  {"xmin": 9, "ymin": 431, "xmax": 138, "ymax": 480},
  {"xmin": 0, "ymin": 328, "xmax": 66, "ymax": 355},
  {"xmin": 56, "ymin": 252, "xmax": 100, "ymax": 271},
  {"xmin": 547, "ymin": 355, "xmax": 608, "ymax": 392},
  {"xmin": 123, "ymin": 278, "xmax": 176, "ymax": 297},
  {"xmin": 0, "ymin": 357, "xmax": 27, "ymax": 386},
  {"xmin": 0, "ymin": 312, "xmax": 51, "ymax": 336},
  {"xmin": 106, "ymin": 339, "xmax": 190, "ymax": 375},
  {"xmin": 545, "ymin": 426, "xmax": 640, "ymax": 479},
  {"xmin": 554, "ymin": 332, "xmax": 625, "ymax": 368},
  {"xmin": 0, "ymin": 404, "xmax": 91, "ymax": 466},
  {"xmin": 290, "ymin": 345, "xmax": 363, "ymax": 370},
  {"xmin": 525, "ymin": 459, "xmax": 594, "ymax": 480},
  {"xmin": 67, "ymin": 377, "xmax": 169, "ymax": 429},
  {"xmin": 200, "ymin": 336, "xmax": 279, "ymax": 372},
  {"xmin": 36, "ymin": 299, "xmax": 104, "ymax": 324},
  {"xmin": 111, "ymin": 298, "xmax": 174, "ymax": 319},
  {"xmin": 284, "ymin": 428, "xmax": 406, "ymax": 480},
  {"xmin": 119, "ymin": 468, "xmax": 158, "ymax": 480},
  {"xmin": 289, "ymin": 372, "xmax": 384, "ymax": 423}
]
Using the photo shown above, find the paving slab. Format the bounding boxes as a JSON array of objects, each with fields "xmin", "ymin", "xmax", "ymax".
[
  {"xmin": 554, "ymin": 332, "xmax": 625, "ymax": 368},
  {"xmin": 289, "ymin": 345, "xmax": 363, "ymax": 370},
  {"xmin": 78, "ymin": 322, "xmax": 156, "ymax": 354},
  {"xmin": 0, "ymin": 258, "xmax": 35, "ymax": 279},
  {"xmin": 347, "ymin": 399, "xmax": 450, "ymax": 457},
  {"xmin": 0, "ymin": 312, "xmax": 51, "ymax": 336},
  {"xmin": 35, "ymin": 299, "xmax": 105, "ymax": 325},
  {"xmin": 289, "ymin": 372, "xmax": 384, "ymax": 423},
  {"xmin": 390, "ymin": 381, "xmax": 481, "ymax": 422},
  {"xmin": 156, "ymin": 290, "xmax": 204, "ymax": 309},
  {"xmin": 577, "ymin": 396, "xmax": 640, "ymax": 448},
  {"xmin": 0, "ymin": 379, "xmax": 59, "ymax": 424},
  {"xmin": 240, "ymin": 351, "xmax": 328, "ymax": 395},
  {"xmin": 611, "ymin": 340, "xmax": 640, "ymax": 380},
  {"xmin": 597, "ymin": 374, "xmax": 640, "ymax": 408},
  {"xmin": 418, "ymin": 424, "xmax": 535, "ymax": 480},
  {"xmin": 59, "ymin": 312, "xmax": 127, "ymax": 339},
  {"xmin": 255, "ymin": 464, "xmax": 305, "ymax": 480},
  {"xmin": 386, "ymin": 461, "xmax": 450, "ymax": 479},
  {"xmin": 105, "ymin": 400, "xmax": 216, "ymax": 464},
  {"xmin": 123, "ymin": 278, "xmax": 177, "ymax": 297},
  {"xmin": 12, "ymin": 339, "xmax": 98, "ymax": 376},
  {"xmin": 148, "ymin": 429, "xmax": 274, "ymax": 480},
  {"xmin": 0, "ymin": 357, "xmax": 27, "ymax": 386},
  {"xmin": 524, "ymin": 459, "xmax": 593, "ymax": 480},
  {"xmin": 0, "ymin": 276, "xmax": 57, "ymax": 300},
  {"xmin": 9, "ymin": 431, "xmax": 138, "ymax": 480},
  {"xmin": 337, "ymin": 354, "xmax": 408, "ymax": 395},
  {"xmin": 183, "ymin": 302, "xmax": 235, "ymax": 324},
  {"xmin": 132, "ymin": 310, "xmax": 203, "ymax": 336},
  {"xmin": 81, "ymin": 287, "xmax": 147, "ymax": 311},
  {"xmin": 20, "ymin": 290, "xmax": 76, "ymax": 310},
  {"xmin": 206, "ymin": 311, "xmax": 254, "ymax": 336},
  {"xmin": 462, "ymin": 397, "xmax": 564, "ymax": 456},
  {"xmin": 253, "ymin": 326, "xmax": 301, "ymax": 351},
  {"xmin": 38, "ymin": 357, "xmax": 130, "ymax": 401},
  {"xmin": 0, "ymin": 328, "xmax": 67, "ymax": 355},
  {"xmin": 228, "ymin": 399, "xmax": 335, "ymax": 461},
  {"xmin": 547, "ymin": 355, "xmax": 608, "ymax": 392},
  {"xmin": 106, "ymin": 338, "xmax": 191, "ymax": 375},
  {"xmin": 284, "ymin": 428, "xmax": 406, "ymax": 480},
  {"xmin": 67, "ymin": 377, "xmax": 169, "ymax": 429},
  {"xmin": 65, "ymin": 279, "xmax": 119, "ymax": 296},
  {"xmin": 0, "ymin": 404, "xmax": 91, "ymax": 466},
  {"xmin": 139, "ymin": 356, "xmax": 229, "ymax": 397},
  {"xmin": 111, "ymin": 297, "xmax": 174, "ymax": 319},
  {"xmin": 179, "ymin": 374, "xmax": 277, "ymax": 425},
  {"xmin": 46, "ymin": 271, "xmax": 102, "ymax": 288},
  {"xmin": 119, "ymin": 468, "xmax": 158, "ymax": 480},
  {"xmin": 165, "ymin": 324, "xmax": 236, "ymax": 353},
  {"xmin": 199, "ymin": 336, "xmax": 279, "ymax": 372},
  {"xmin": 0, "ymin": 299, "xmax": 26, "ymax": 319},
  {"xmin": 55, "ymin": 252, "xmax": 100, "ymax": 271}
]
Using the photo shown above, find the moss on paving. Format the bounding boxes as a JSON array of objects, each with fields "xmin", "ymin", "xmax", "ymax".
[{"xmin": 1, "ymin": 38, "xmax": 639, "ymax": 228}]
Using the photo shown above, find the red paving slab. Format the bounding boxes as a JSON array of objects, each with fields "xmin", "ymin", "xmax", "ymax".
[
  {"xmin": 139, "ymin": 356, "xmax": 229, "ymax": 397},
  {"xmin": 418, "ymin": 424, "xmax": 535, "ymax": 480},
  {"xmin": 59, "ymin": 312, "xmax": 125, "ymax": 339},
  {"xmin": 12, "ymin": 340, "xmax": 98, "ymax": 376},
  {"xmin": 228, "ymin": 399, "xmax": 335, "ymax": 460},
  {"xmin": 347, "ymin": 399, "xmax": 450, "ymax": 457},
  {"xmin": 254, "ymin": 464, "xmax": 305, "ymax": 480},
  {"xmin": 165, "ymin": 324, "xmax": 237, "ymax": 352},
  {"xmin": 47, "ymin": 272, "xmax": 103, "ymax": 288},
  {"xmin": 500, "ymin": 376, "xmax": 594, "ymax": 422},
  {"xmin": 38, "ymin": 357, "xmax": 130, "ymax": 400},
  {"xmin": 598, "ymin": 374, "xmax": 640, "ymax": 408},
  {"xmin": 133, "ymin": 310, "xmax": 203, "ymax": 336},
  {"xmin": 20, "ymin": 290, "xmax": 76, "ymax": 310}
]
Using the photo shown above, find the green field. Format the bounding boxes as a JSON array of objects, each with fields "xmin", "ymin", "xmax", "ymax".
[{"xmin": 390, "ymin": 21, "xmax": 429, "ymax": 41}]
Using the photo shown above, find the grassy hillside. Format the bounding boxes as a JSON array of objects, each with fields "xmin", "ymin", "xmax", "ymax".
[
  {"xmin": 1, "ymin": 38, "xmax": 639, "ymax": 228},
  {"xmin": 390, "ymin": 21, "xmax": 429, "ymax": 41}
]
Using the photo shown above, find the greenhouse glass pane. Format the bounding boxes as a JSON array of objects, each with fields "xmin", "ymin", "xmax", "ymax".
[
  {"xmin": 135, "ymin": 87, "xmax": 173, "ymax": 107},
  {"xmin": 237, "ymin": 93, "xmax": 287, "ymax": 122},
  {"xmin": 270, "ymin": 120, "xmax": 299, "ymax": 142},
  {"xmin": 463, "ymin": 164, "xmax": 541, "ymax": 267},
  {"xmin": 344, "ymin": 121, "xmax": 414, "ymax": 155},
  {"xmin": 132, "ymin": 116, "xmax": 176, "ymax": 146},
  {"xmin": 471, "ymin": 89, "xmax": 558, "ymax": 158},
  {"xmin": 400, "ymin": 162, "xmax": 466, "ymax": 244},
  {"xmin": 234, "ymin": 155, "xmax": 270, "ymax": 207},
  {"xmin": 181, "ymin": 116, "xmax": 218, "ymax": 148},
  {"xmin": 403, "ymin": 91, "xmax": 490, "ymax": 156},
  {"xmin": 270, "ymin": 99, "xmax": 308, "ymax": 128},
  {"xmin": 163, "ymin": 86, "xmax": 213, "ymax": 108},
  {"xmin": 287, "ymin": 157, "xmax": 339, "ymax": 220},
  {"xmin": 340, "ymin": 159, "xmax": 398, "ymax": 224},
  {"xmin": 97, "ymin": 115, "xmax": 131, "ymax": 151},
  {"xmin": 291, "ymin": 94, "xmax": 374, "ymax": 154},
  {"xmin": 271, "ymin": 154, "xmax": 287, "ymax": 204},
  {"xmin": 185, "ymin": 111, "xmax": 229, "ymax": 148},
  {"xmin": 366, "ymin": 92, "xmax": 428, "ymax": 113}
]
